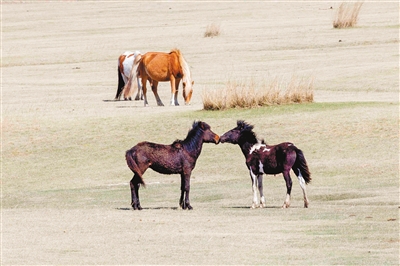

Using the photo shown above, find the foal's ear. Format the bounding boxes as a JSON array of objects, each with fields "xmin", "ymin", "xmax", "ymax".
[{"xmin": 198, "ymin": 121, "xmax": 205, "ymax": 130}]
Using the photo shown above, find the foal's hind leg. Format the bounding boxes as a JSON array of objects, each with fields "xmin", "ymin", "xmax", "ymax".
[
  {"xmin": 294, "ymin": 168, "xmax": 309, "ymax": 208},
  {"xmin": 282, "ymin": 170, "xmax": 293, "ymax": 209}
]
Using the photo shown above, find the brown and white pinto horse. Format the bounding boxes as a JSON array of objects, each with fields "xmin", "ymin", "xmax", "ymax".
[
  {"xmin": 220, "ymin": 120, "xmax": 311, "ymax": 209},
  {"xmin": 124, "ymin": 49, "xmax": 194, "ymax": 106},
  {"xmin": 115, "ymin": 51, "xmax": 143, "ymax": 101}
]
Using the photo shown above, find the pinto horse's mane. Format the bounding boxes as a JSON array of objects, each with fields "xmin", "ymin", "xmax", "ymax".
[
  {"xmin": 173, "ymin": 121, "xmax": 207, "ymax": 152},
  {"xmin": 237, "ymin": 120, "xmax": 265, "ymax": 145}
]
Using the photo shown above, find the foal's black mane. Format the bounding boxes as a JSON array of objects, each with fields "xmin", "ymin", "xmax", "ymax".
[
  {"xmin": 237, "ymin": 120, "xmax": 265, "ymax": 146},
  {"xmin": 173, "ymin": 121, "xmax": 208, "ymax": 152}
]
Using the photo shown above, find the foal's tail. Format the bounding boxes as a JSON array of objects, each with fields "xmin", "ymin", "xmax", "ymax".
[
  {"xmin": 293, "ymin": 147, "xmax": 311, "ymax": 184},
  {"xmin": 123, "ymin": 54, "xmax": 142, "ymax": 100},
  {"xmin": 125, "ymin": 148, "xmax": 145, "ymax": 186}
]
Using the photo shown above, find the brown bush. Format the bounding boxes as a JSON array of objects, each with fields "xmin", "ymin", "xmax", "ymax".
[
  {"xmin": 202, "ymin": 75, "xmax": 314, "ymax": 110},
  {"xmin": 204, "ymin": 23, "xmax": 221, "ymax": 37},
  {"xmin": 333, "ymin": 2, "xmax": 363, "ymax": 29}
]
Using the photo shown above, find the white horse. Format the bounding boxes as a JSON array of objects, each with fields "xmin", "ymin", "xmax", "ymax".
[{"xmin": 115, "ymin": 51, "xmax": 143, "ymax": 100}]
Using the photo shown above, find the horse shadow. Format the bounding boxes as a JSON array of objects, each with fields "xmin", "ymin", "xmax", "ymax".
[
  {"xmin": 116, "ymin": 207, "xmax": 179, "ymax": 211},
  {"xmin": 225, "ymin": 205, "xmax": 284, "ymax": 209}
]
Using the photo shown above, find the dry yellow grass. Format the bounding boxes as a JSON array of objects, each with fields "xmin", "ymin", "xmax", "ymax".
[
  {"xmin": 202, "ymin": 75, "xmax": 314, "ymax": 110},
  {"xmin": 333, "ymin": 2, "xmax": 363, "ymax": 28},
  {"xmin": 204, "ymin": 23, "xmax": 221, "ymax": 37}
]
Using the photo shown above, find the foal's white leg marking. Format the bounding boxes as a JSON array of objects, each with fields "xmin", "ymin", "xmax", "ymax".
[
  {"xmin": 282, "ymin": 193, "xmax": 291, "ymax": 208},
  {"xmin": 249, "ymin": 169, "xmax": 258, "ymax": 209},
  {"xmin": 297, "ymin": 168, "xmax": 309, "ymax": 208}
]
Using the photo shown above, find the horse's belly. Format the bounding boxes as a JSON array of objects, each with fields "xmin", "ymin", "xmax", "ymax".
[{"xmin": 150, "ymin": 163, "xmax": 180, "ymax": 175}]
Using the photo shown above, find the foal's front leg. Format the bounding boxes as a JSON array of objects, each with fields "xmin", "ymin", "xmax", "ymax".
[
  {"xmin": 257, "ymin": 174, "xmax": 266, "ymax": 208},
  {"xmin": 249, "ymin": 169, "xmax": 259, "ymax": 208},
  {"xmin": 179, "ymin": 173, "xmax": 192, "ymax": 210}
]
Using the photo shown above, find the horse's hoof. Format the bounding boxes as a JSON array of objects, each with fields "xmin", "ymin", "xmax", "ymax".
[
  {"xmin": 251, "ymin": 203, "xmax": 258, "ymax": 209},
  {"xmin": 187, "ymin": 205, "xmax": 193, "ymax": 210}
]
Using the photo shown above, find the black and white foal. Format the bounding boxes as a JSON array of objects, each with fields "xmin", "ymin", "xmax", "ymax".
[{"xmin": 220, "ymin": 120, "xmax": 311, "ymax": 208}]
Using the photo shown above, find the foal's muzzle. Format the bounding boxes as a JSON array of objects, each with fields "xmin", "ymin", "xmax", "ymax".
[{"xmin": 214, "ymin": 135, "xmax": 220, "ymax": 144}]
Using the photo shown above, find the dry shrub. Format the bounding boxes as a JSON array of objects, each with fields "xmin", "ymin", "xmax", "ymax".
[
  {"xmin": 333, "ymin": 2, "xmax": 363, "ymax": 28},
  {"xmin": 202, "ymin": 75, "xmax": 314, "ymax": 110},
  {"xmin": 204, "ymin": 23, "xmax": 221, "ymax": 38}
]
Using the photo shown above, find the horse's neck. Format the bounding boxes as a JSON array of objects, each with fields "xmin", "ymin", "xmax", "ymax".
[
  {"xmin": 238, "ymin": 132, "xmax": 258, "ymax": 157},
  {"xmin": 239, "ymin": 142, "xmax": 254, "ymax": 158},
  {"xmin": 182, "ymin": 132, "xmax": 204, "ymax": 158}
]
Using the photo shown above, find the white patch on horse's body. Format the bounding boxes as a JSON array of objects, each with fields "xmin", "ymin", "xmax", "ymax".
[
  {"xmin": 258, "ymin": 160, "xmax": 264, "ymax": 174},
  {"xmin": 263, "ymin": 147, "xmax": 271, "ymax": 152},
  {"xmin": 249, "ymin": 143, "xmax": 266, "ymax": 154},
  {"xmin": 121, "ymin": 51, "xmax": 141, "ymax": 83}
]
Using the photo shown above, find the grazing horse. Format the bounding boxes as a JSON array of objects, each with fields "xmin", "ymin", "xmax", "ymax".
[
  {"xmin": 124, "ymin": 49, "xmax": 194, "ymax": 106},
  {"xmin": 115, "ymin": 51, "xmax": 143, "ymax": 101},
  {"xmin": 220, "ymin": 120, "xmax": 311, "ymax": 209},
  {"xmin": 125, "ymin": 121, "xmax": 219, "ymax": 210}
]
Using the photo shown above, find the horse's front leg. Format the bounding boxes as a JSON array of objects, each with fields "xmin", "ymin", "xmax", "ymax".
[
  {"xmin": 179, "ymin": 172, "xmax": 192, "ymax": 210},
  {"xmin": 249, "ymin": 169, "xmax": 259, "ymax": 209},
  {"xmin": 282, "ymin": 170, "xmax": 293, "ymax": 208},
  {"xmin": 169, "ymin": 78, "xmax": 179, "ymax": 106},
  {"xmin": 257, "ymin": 174, "xmax": 266, "ymax": 208}
]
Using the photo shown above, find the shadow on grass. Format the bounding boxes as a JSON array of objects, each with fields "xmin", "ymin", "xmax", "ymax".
[
  {"xmin": 116, "ymin": 207, "xmax": 179, "ymax": 211},
  {"xmin": 225, "ymin": 205, "xmax": 283, "ymax": 209}
]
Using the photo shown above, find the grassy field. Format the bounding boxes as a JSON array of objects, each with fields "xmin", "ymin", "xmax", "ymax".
[{"xmin": 2, "ymin": 2, "xmax": 399, "ymax": 265}]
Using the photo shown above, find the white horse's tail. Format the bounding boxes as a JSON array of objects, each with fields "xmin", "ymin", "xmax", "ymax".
[{"xmin": 123, "ymin": 53, "xmax": 142, "ymax": 100}]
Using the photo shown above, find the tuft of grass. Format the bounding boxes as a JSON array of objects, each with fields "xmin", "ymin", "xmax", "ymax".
[
  {"xmin": 204, "ymin": 23, "xmax": 221, "ymax": 38},
  {"xmin": 202, "ymin": 75, "xmax": 314, "ymax": 110},
  {"xmin": 333, "ymin": 2, "xmax": 363, "ymax": 29}
]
